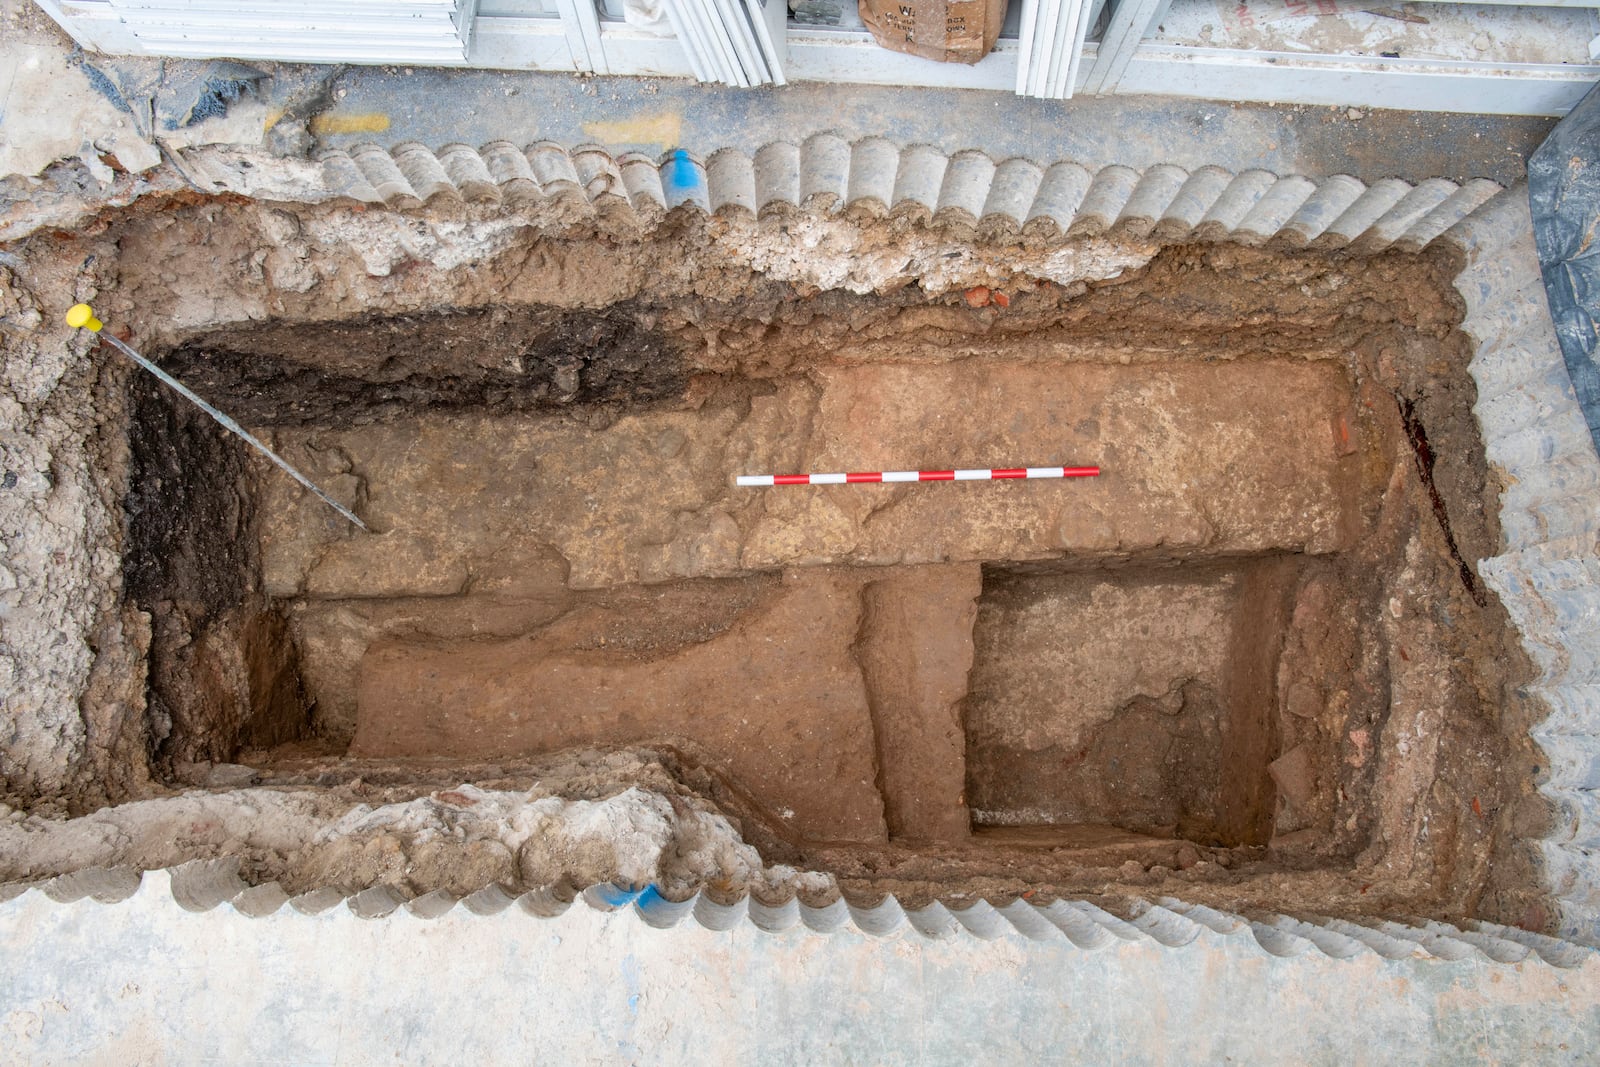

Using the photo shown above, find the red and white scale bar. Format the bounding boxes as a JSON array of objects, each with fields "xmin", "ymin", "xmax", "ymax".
[{"xmin": 737, "ymin": 466, "xmax": 1100, "ymax": 486}]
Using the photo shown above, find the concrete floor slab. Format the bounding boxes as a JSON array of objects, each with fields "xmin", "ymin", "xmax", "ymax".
[{"xmin": 1, "ymin": 876, "xmax": 1596, "ymax": 1065}]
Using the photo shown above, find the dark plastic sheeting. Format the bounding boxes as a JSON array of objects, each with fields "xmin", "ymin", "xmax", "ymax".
[{"xmin": 1530, "ymin": 80, "xmax": 1600, "ymax": 456}]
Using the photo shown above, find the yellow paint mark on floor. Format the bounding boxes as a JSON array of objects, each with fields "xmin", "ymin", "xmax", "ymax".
[
  {"xmin": 581, "ymin": 112, "xmax": 683, "ymax": 149},
  {"xmin": 309, "ymin": 112, "xmax": 392, "ymax": 136}
]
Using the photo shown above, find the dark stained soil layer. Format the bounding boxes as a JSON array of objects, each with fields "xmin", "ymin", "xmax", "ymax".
[{"xmin": 160, "ymin": 304, "xmax": 689, "ymax": 428}]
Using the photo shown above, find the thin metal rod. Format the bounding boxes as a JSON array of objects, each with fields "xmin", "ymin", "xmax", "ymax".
[{"xmin": 98, "ymin": 332, "xmax": 369, "ymax": 531}]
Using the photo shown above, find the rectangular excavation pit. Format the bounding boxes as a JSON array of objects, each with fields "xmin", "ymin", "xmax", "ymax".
[
  {"xmin": 133, "ymin": 347, "xmax": 1364, "ymax": 848},
  {"xmin": 106, "ymin": 236, "xmax": 1527, "ymax": 920}
]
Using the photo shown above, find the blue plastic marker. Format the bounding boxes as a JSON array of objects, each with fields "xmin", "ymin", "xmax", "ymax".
[{"xmin": 665, "ymin": 148, "xmax": 699, "ymax": 191}]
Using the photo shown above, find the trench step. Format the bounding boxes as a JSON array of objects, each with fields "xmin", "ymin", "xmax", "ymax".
[{"xmin": 317, "ymin": 138, "xmax": 1505, "ymax": 256}]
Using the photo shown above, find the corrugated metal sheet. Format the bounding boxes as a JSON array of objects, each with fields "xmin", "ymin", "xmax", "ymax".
[{"xmin": 314, "ymin": 137, "xmax": 1503, "ymax": 255}]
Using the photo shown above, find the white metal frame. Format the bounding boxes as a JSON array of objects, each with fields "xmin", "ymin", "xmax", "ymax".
[
  {"xmin": 57, "ymin": 0, "xmax": 484, "ymax": 63},
  {"xmin": 33, "ymin": 0, "xmax": 1600, "ymax": 115},
  {"xmin": 1079, "ymin": 0, "xmax": 1167, "ymax": 96},
  {"xmin": 660, "ymin": 0, "xmax": 786, "ymax": 85}
]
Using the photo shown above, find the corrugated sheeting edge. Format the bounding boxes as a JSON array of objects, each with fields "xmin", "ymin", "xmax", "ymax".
[
  {"xmin": 312, "ymin": 135, "xmax": 1504, "ymax": 253},
  {"xmin": 1453, "ymin": 185, "xmax": 1600, "ymax": 947},
  {"xmin": 2, "ymin": 859, "xmax": 1590, "ymax": 968}
]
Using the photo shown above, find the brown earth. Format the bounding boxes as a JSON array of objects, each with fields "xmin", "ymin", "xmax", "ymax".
[
  {"xmin": 260, "ymin": 349, "xmax": 1365, "ymax": 851},
  {"xmin": 354, "ymin": 568, "xmax": 889, "ymax": 843},
  {"xmin": 855, "ymin": 564, "xmax": 981, "ymax": 845},
  {"xmin": 964, "ymin": 561, "xmax": 1290, "ymax": 847}
]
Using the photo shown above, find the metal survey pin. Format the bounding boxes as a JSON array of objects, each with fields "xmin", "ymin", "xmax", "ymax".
[{"xmin": 66, "ymin": 303, "xmax": 369, "ymax": 531}]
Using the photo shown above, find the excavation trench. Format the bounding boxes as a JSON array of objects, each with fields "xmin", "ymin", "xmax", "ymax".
[{"xmin": 112, "ymin": 231, "xmax": 1527, "ymax": 916}]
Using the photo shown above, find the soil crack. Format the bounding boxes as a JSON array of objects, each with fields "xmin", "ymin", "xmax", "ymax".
[{"xmin": 1396, "ymin": 395, "xmax": 1486, "ymax": 606}]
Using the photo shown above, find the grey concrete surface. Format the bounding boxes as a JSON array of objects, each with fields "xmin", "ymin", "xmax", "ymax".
[
  {"xmin": 41, "ymin": 48, "xmax": 1556, "ymax": 187},
  {"xmin": 309, "ymin": 69, "xmax": 1555, "ymax": 185},
  {"xmin": 1, "ymin": 872, "xmax": 1596, "ymax": 1066}
]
